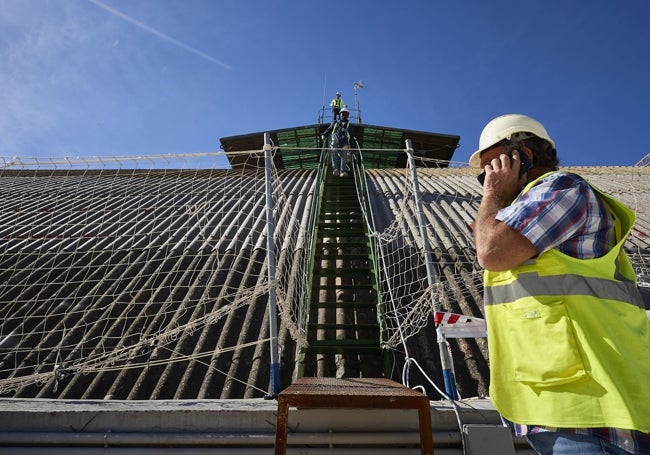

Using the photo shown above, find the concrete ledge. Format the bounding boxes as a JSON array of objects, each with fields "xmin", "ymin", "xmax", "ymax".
[
  {"xmin": 0, "ymin": 398, "xmax": 534, "ymax": 454},
  {"xmin": 0, "ymin": 397, "xmax": 500, "ymax": 433}
]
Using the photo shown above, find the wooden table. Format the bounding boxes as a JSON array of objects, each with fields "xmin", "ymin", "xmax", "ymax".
[{"xmin": 274, "ymin": 377, "xmax": 434, "ymax": 454}]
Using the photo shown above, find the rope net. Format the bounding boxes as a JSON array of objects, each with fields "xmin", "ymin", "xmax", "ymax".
[
  {"xmin": 0, "ymin": 151, "xmax": 310, "ymax": 398},
  {"xmin": 368, "ymin": 165, "xmax": 485, "ymax": 350},
  {"xmin": 0, "ymin": 149, "xmax": 648, "ymax": 400}
]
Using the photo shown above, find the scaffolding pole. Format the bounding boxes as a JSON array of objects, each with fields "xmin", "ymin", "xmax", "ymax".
[
  {"xmin": 405, "ymin": 139, "xmax": 458, "ymax": 400},
  {"xmin": 264, "ymin": 132, "xmax": 281, "ymax": 398}
]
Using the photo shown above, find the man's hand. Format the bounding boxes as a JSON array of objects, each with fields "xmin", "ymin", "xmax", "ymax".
[
  {"xmin": 474, "ymin": 149, "xmax": 537, "ymax": 271},
  {"xmin": 482, "ymin": 150, "xmax": 527, "ymax": 205}
]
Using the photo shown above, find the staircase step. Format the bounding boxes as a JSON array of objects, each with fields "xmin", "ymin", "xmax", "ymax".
[
  {"xmin": 314, "ymin": 268, "xmax": 373, "ymax": 276},
  {"xmin": 317, "ymin": 230, "xmax": 365, "ymax": 235},
  {"xmin": 311, "ymin": 301, "xmax": 377, "ymax": 308},
  {"xmin": 312, "ymin": 284, "xmax": 375, "ymax": 294},
  {"xmin": 317, "ymin": 224, "xmax": 367, "ymax": 230},
  {"xmin": 316, "ymin": 238, "xmax": 368, "ymax": 244},
  {"xmin": 316, "ymin": 241, "xmax": 370, "ymax": 248},
  {"xmin": 308, "ymin": 323, "xmax": 380, "ymax": 331},
  {"xmin": 314, "ymin": 253, "xmax": 371, "ymax": 260},
  {"xmin": 306, "ymin": 340, "xmax": 382, "ymax": 354},
  {"xmin": 318, "ymin": 217, "xmax": 363, "ymax": 223}
]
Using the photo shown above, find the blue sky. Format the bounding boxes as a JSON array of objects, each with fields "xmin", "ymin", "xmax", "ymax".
[{"xmin": 1, "ymin": 0, "xmax": 649, "ymax": 167}]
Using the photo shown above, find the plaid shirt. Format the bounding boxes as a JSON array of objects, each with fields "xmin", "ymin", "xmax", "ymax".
[
  {"xmin": 496, "ymin": 171, "xmax": 615, "ymax": 259},
  {"xmin": 496, "ymin": 171, "xmax": 650, "ymax": 454}
]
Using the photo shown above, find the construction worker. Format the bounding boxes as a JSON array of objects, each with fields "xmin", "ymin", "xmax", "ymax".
[
  {"xmin": 321, "ymin": 107, "xmax": 357, "ymax": 177},
  {"xmin": 329, "ymin": 92, "xmax": 346, "ymax": 121},
  {"xmin": 472, "ymin": 113, "xmax": 650, "ymax": 454}
]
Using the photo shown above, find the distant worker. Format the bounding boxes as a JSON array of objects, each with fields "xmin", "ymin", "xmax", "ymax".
[
  {"xmin": 329, "ymin": 92, "xmax": 346, "ymax": 121},
  {"xmin": 322, "ymin": 107, "xmax": 357, "ymax": 177}
]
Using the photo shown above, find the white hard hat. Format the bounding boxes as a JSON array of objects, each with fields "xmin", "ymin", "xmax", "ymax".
[
  {"xmin": 340, "ymin": 107, "xmax": 349, "ymax": 114},
  {"xmin": 469, "ymin": 114, "xmax": 555, "ymax": 168},
  {"xmin": 336, "ymin": 92, "xmax": 341, "ymax": 96}
]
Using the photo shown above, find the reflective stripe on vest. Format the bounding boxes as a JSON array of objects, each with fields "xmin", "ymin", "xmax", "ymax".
[{"xmin": 485, "ymin": 272, "xmax": 644, "ymax": 310}]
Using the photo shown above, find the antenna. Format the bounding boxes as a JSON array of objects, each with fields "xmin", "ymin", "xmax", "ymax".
[
  {"xmin": 320, "ymin": 75, "xmax": 327, "ymax": 124},
  {"xmin": 353, "ymin": 80, "xmax": 364, "ymax": 124}
]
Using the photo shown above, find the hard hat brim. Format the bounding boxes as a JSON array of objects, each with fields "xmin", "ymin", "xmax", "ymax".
[
  {"xmin": 469, "ymin": 150, "xmax": 483, "ymax": 168},
  {"xmin": 470, "ymin": 114, "xmax": 555, "ymax": 169}
]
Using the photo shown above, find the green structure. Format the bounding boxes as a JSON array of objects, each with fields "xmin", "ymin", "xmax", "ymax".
[{"xmin": 220, "ymin": 122, "xmax": 460, "ymax": 381}]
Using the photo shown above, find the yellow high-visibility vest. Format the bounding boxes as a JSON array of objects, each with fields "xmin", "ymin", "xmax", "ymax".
[{"xmin": 484, "ymin": 173, "xmax": 650, "ymax": 432}]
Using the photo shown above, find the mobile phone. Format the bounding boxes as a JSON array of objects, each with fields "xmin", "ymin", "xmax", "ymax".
[
  {"xmin": 476, "ymin": 147, "xmax": 533, "ymax": 186},
  {"xmin": 505, "ymin": 145, "xmax": 533, "ymax": 177}
]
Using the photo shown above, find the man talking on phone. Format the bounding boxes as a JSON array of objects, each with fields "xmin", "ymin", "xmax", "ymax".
[{"xmin": 472, "ymin": 114, "xmax": 650, "ymax": 454}]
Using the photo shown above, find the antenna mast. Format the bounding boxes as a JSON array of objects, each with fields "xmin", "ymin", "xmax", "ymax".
[
  {"xmin": 320, "ymin": 76, "xmax": 327, "ymax": 124},
  {"xmin": 353, "ymin": 80, "xmax": 364, "ymax": 124}
]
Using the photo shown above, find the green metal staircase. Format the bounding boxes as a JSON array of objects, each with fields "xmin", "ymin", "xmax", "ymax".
[{"xmin": 297, "ymin": 152, "xmax": 384, "ymax": 378}]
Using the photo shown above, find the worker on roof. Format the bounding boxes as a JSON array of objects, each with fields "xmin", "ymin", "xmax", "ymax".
[
  {"xmin": 321, "ymin": 107, "xmax": 357, "ymax": 177},
  {"xmin": 329, "ymin": 92, "xmax": 346, "ymax": 121},
  {"xmin": 472, "ymin": 114, "xmax": 650, "ymax": 454}
]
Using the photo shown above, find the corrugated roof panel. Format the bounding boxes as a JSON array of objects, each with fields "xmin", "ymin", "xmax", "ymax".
[{"xmin": 0, "ymin": 165, "xmax": 647, "ymax": 402}]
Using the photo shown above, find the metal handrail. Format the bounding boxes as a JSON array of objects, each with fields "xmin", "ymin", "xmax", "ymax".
[
  {"xmin": 299, "ymin": 145, "xmax": 330, "ymax": 344},
  {"xmin": 350, "ymin": 147, "xmax": 387, "ymax": 347},
  {"xmin": 317, "ymin": 106, "xmax": 363, "ymax": 125}
]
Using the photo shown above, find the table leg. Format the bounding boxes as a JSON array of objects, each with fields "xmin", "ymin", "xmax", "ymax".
[
  {"xmin": 274, "ymin": 397, "xmax": 289, "ymax": 455},
  {"xmin": 418, "ymin": 401, "xmax": 434, "ymax": 455}
]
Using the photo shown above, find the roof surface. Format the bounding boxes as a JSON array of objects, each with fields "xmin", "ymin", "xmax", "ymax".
[{"xmin": 0, "ymin": 165, "xmax": 648, "ymax": 400}]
